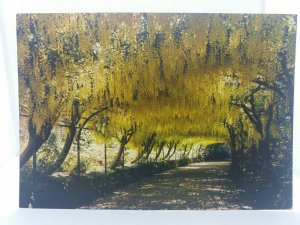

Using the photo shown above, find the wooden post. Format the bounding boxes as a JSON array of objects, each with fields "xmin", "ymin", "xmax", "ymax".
[
  {"xmin": 122, "ymin": 147, "xmax": 125, "ymax": 173},
  {"xmin": 122, "ymin": 147, "xmax": 125, "ymax": 184},
  {"xmin": 77, "ymin": 135, "xmax": 81, "ymax": 177},
  {"xmin": 32, "ymin": 152, "xmax": 37, "ymax": 188},
  {"xmin": 104, "ymin": 142, "xmax": 107, "ymax": 177},
  {"xmin": 104, "ymin": 142, "xmax": 107, "ymax": 193}
]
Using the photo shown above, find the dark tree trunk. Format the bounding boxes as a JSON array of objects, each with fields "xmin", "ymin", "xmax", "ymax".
[
  {"xmin": 45, "ymin": 123, "xmax": 76, "ymax": 175},
  {"xmin": 168, "ymin": 142, "xmax": 179, "ymax": 160},
  {"xmin": 145, "ymin": 145, "xmax": 155, "ymax": 161},
  {"xmin": 163, "ymin": 147, "xmax": 172, "ymax": 160},
  {"xmin": 75, "ymin": 106, "xmax": 108, "ymax": 175},
  {"xmin": 186, "ymin": 144, "xmax": 195, "ymax": 158},
  {"xmin": 168, "ymin": 148, "xmax": 177, "ymax": 159},
  {"xmin": 141, "ymin": 132, "xmax": 157, "ymax": 162},
  {"xmin": 163, "ymin": 141, "xmax": 178, "ymax": 160},
  {"xmin": 131, "ymin": 150, "xmax": 146, "ymax": 164},
  {"xmin": 20, "ymin": 118, "xmax": 52, "ymax": 168},
  {"xmin": 225, "ymin": 123, "xmax": 239, "ymax": 170},
  {"xmin": 155, "ymin": 144, "xmax": 165, "ymax": 161},
  {"xmin": 182, "ymin": 145, "xmax": 188, "ymax": 157},
  {"xmin": 251, "ymin": 142, "xmax": 258, "ymax": 176},
  {"xmin": 205, "ymin": 17, "xmax": 212, "ymax": 65},
  {"xmin": 132, "ymin": 134, "xmax": 156, "ymax": 164},
  {"xmin": 186, "ymin": 148, "xmax": 191, "ymax": 158},
  {"xmin": 110, "ymin": 141, "xmax": 126, "ymax": 170},
  {"xmin": 72, "ymin": 106, "xmax": 109, "ymax": 176},
  {"xmin": 262, "ymin": 103, "xmax": 274, "ymax": 165}
]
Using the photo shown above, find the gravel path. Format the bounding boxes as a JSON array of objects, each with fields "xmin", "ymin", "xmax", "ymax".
[{"xmin": 81, "ymin": 161, "xmax": 253, "ymax": 210}]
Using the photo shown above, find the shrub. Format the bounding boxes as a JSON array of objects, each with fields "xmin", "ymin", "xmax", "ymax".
[
  {"xmin": 203, "ymin": 143, "xmax": 231, "ymax": 161},
  {"xmin": 178, "ymin": 157, "xmax": 190, "ymax": 166}
]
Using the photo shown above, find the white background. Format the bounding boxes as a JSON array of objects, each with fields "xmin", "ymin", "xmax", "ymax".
[{"xmin": 0, "ymin": 0, "xmax": 299, "ymax": 224}]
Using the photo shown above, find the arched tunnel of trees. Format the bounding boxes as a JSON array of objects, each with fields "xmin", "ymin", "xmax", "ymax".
[{"xmin": 17, "ymin": 13, "xmax": 296, "ymax": 209}]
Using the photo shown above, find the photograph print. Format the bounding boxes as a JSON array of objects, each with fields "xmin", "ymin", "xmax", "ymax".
[{"xmin": 17, "ymin": 13, "xmax": 296, "ymax": 209}]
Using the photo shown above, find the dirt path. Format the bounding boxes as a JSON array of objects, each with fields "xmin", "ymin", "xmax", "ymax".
[{"xmin": 81, "ymin": 162, "xmax": 253, "ymax": 210}]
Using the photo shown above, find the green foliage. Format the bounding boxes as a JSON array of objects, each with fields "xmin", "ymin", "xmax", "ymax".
[
  {"xmin": 177, "ymin": 157, "xmax": 190, "ymax": 167},
  {"xmin": 70, "ymin": 158, "xmax": 91, "ymax": 174},
  {"xmin": 37, "ymin": 133, "xmax": 60, "ymax": 174},
  {"xmin": 203, "ymin": 143, "xmax": 231, "ymax": 161}
]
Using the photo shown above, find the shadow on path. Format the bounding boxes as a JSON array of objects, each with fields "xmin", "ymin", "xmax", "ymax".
[{"xmin": 81, "ymin": 162, "xmax": 254, "ymax": 209}]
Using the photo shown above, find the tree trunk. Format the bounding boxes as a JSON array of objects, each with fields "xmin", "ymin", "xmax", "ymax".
[
  {"xmin": 20, "ymin": 118, "xmax": 52, "ymax": 168},
  {"xmin": 145, "ymin": 146, "xmax": 154, "ymax": 161},
  {"xmin": 182, "ymin": 146, "xmax": 187, "ymax": 157},
  {"xmin": 110, "ymin": 141, "xmax": 126, "ymax": 170},
  {"xmin": 225, "ymin": 123, "xmax": 240, "ymax": 170},
  {"xmin": 155, "ymin": 145, "xmax": 164, "ymax": 161},
  {"xmin": 263, "ymin": 104, "xmax": 274, "ymax": 165},
  {"xmin": 186, "ymin": 145, "xmax": 194, "ymax": 158},
  {"xmin": 205, "ymin": 18, "xmax": 212, "ymax": 65},
  {"xmin": 168, "ymin": 148, "xmax": 177, "ymax": 159},
  {"xmin": 163, "ymin": 146, "xmax": 173, "ymax": 160},
  {"xmin": 45, "ymin": 123, "xmax": 76, "ymax": 175},
  {"xmin": 131, "ymin": 150, "xmax": 146, "ymax": 164},
  {"xmin": 74, "ymin": 106, "xmax": 108, "ymax": 175}
]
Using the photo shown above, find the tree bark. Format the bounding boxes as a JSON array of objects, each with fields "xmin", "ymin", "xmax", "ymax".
[
  {"xmin": 131, "ymin": 149, "xmax": 146, "ymax": 164},
  {"xmin": 45, "ymin": 123, "xmax": 76, "ymax": 175},
  {"xmin": 225, "ymin": 122, "xmax": 239, "ymax": 169},
  {"xmin": 168, "ymin": 148, "xmax": 177, "ymax": 159},
  {"xmin": 168, "ymin": 142, "xmax": 179, "ymax": 160},
  {"xmin": 186, "ymin": 144, "xmax": 195, "ymax": 158},
  {"xmin": 110, "ymin": 141, "xmax": 126, "ymax": 169},
  {"xmin": 131, "ymin": 133, "xmax": 156, "ymax": 163},
  {"xmin": 262, "ymin": 103, "xmax": 274, "ymax": 165},
  {"xmin": 20, "ymin": 118, "xmax": 52, "ymax": 168},
  {"xmin": 145, "ymin": 144, "xmax": 155, "ymax": 161},
  {"xmin": 163, "ymin": 145, "xmax": 173, "ymax": 160},
  {"xmin": 45, "ymin": 105, "xmax": 82, "ymax": 176},
  {"xmin": 182, "ymin": 145, "xmax": 188, "ymax": 157},
  {"xmin": 155, "ymin": 142, "xmax": 165, "ymax": 161}
]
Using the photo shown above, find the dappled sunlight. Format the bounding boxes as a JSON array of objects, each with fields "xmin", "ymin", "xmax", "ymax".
[
  {"xmin": 139, "ymin": 184, "xmax": 155, "ymax": 190},
  {"xmin": 81, "ymin": 161, "xmax": 254, "ymax": 210},
  {"xmin": 162, "ymin": 199, "xmax": 187, "ymax": 205},
  {"xmin": 206, "ymin": 187, "xmax": 225, "ymax": 192}
]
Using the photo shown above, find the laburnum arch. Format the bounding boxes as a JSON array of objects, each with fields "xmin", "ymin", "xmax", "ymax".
[{"xmin": 17, "ymin": 14, "xmax": 296, "ymax": 176}]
